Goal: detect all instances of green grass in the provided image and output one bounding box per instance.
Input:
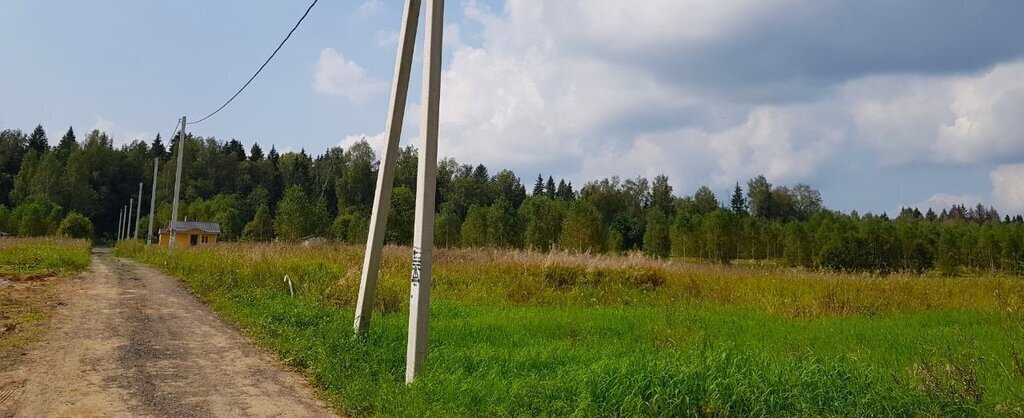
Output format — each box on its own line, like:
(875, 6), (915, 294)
(114, 241), (1024, 416)
(0, 237), (92, 278)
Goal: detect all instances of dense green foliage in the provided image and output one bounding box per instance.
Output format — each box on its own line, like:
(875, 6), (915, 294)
(2, 124), (1022, 274)
(114, 242), (1024, 416)
(0, 237), (91, 278)
(57, 211), (94, 239)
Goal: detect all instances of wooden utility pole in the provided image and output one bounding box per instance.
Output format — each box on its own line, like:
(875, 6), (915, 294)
(118, 207), (124, 241)
(353, 0), (422, 334)
(406, 0), (444, 384)
(135, 182), (143, 239)
(147, 158), (159, 244)
(170, 116), (186, 248)
(352, 0), (443, 384)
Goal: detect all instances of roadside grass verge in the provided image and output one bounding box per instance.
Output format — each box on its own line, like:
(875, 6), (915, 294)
(115, 241), (1024, 416)
(0, 237), (92, 279)
(1, 237), (92, 367)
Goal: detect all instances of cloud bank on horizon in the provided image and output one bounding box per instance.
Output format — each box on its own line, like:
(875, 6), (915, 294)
(320, 0), (1024, 214)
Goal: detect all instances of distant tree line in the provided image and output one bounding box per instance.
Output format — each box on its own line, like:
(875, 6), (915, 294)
(1, 124), (1022, 275)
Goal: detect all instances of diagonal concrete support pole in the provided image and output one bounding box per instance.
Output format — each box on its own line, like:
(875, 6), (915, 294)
(353, 0), (422, 334)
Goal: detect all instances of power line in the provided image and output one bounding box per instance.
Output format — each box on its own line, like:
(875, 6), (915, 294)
(165, 119), (180, 140)
(187, 0), (319, 125)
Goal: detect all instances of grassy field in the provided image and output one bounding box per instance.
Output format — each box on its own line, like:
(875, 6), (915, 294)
(114, 241), (1024, 416)
(0, 237), (92, 366)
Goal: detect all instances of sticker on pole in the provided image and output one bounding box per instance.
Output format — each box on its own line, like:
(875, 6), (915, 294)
(411, 246), (422, 284)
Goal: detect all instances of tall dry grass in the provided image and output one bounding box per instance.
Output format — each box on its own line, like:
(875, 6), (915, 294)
(115, 241), (1023, 318)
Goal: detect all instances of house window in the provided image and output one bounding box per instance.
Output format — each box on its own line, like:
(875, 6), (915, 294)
(201, 235), (209, 244)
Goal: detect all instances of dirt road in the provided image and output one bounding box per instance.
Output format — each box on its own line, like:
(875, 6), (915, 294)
(0, 251), (336, 417)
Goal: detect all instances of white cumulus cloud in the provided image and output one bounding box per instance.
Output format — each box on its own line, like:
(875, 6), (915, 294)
(312, 48), (384, 102)
(991, 164), (1024, 214)
(912, 193), (985, 213)
(91, 115), (113, 134)
(354, 0), (383, 20)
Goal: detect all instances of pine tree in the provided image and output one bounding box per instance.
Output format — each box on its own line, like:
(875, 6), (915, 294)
(533, 174), (544, 196)
(545, 176), (556, 199)
(730, 182), (748, 216)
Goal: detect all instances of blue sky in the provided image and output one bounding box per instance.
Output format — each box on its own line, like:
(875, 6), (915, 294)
(2, 1), (1023, 216)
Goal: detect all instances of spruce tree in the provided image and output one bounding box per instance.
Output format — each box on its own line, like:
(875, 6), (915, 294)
(55, 126), (78, 158)
(150, 133), (166, 159)
(268, 146), (280, 167)
(533, 174), (544, 196)
(250, 143), (264, 161)
(730, 182), (748, 216)
(27, 125), (48, 154)
(545, 176), (556, 199)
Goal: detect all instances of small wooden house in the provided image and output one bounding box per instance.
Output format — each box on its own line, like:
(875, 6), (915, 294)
(158, 221), (221, 248)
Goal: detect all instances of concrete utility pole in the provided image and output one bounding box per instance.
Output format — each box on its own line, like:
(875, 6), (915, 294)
(406, 0), (444, 384)
(135, 182), (143, 239)
(148, 158), (158, 244)
(353, 0), (423, 334)
(170, 116), (186, 248)
(121, 205), (127, 241)
(118, 207), (124, 241)
(127, 198), (133, 241)
(351, 0), (444, 384)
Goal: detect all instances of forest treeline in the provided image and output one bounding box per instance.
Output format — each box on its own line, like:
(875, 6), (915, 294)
(2, 125), (1023, 275)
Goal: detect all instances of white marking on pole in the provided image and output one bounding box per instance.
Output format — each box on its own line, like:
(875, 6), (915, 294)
(406, 0), (443, 384)
(353, 0), (422, 334)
